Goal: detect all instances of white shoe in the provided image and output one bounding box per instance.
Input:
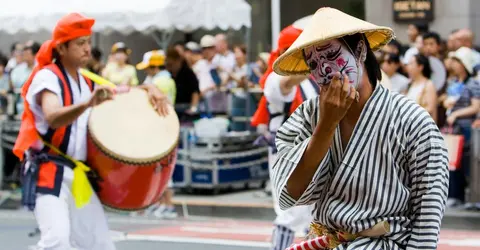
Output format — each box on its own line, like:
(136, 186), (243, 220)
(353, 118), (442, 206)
(145, 204), (162, 215)
(153, 206), (178, 219)
(163, 208), (178, 219)
(153, 206), (168, 218)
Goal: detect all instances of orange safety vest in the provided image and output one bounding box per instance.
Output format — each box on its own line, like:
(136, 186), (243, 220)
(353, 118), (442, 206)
(14, 63), (93, 196)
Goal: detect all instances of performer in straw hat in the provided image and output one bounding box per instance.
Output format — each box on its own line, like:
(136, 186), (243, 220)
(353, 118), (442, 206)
(13, 13), (170, 250)
(271, 7), (449, 249)
(252, 23), (320, 250)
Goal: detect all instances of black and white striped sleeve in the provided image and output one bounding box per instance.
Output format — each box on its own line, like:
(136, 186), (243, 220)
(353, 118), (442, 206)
(406, 120), (449, 250)
(272, 99), (332, 210)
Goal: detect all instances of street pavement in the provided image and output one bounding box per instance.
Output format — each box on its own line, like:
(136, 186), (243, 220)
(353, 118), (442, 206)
(1, 209), (480, 250)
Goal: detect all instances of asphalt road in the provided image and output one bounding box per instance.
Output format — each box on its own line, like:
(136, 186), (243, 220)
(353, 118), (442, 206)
(0, 210), (270, 250)
(1, 209), (480, 250)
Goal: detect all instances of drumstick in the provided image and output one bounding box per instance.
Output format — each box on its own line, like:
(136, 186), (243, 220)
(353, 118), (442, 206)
(80, 69), (130, 95)
(79, 68), (117, 88)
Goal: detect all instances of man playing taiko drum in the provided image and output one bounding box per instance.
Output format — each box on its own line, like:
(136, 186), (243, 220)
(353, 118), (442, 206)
(13, 13), (170, 250)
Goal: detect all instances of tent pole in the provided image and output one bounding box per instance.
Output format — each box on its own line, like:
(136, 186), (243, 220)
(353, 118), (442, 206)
(161, 30), (175, 50)
(151, 30), (175, 50)
(271, 0), (281, 50)
(151, 32), (164, 48)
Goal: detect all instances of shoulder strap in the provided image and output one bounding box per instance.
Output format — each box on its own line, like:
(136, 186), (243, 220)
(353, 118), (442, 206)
(282, 102), (293, 124)
(84, 76), (94, 92)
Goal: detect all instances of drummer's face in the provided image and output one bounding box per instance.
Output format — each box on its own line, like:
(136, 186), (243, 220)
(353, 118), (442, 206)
(304, 39), (365, 88)
(58, 36), (92, 67)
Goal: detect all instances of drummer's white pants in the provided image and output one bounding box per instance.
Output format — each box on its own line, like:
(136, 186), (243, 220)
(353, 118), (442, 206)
(268, 147), (312, 249)
(33, 168), (115, 250)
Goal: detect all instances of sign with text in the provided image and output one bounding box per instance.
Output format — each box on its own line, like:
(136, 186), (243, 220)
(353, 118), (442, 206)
(393, 0), (434, 23)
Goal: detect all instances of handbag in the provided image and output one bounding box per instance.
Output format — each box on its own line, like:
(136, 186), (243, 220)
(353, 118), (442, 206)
(441, 126), (465, 171)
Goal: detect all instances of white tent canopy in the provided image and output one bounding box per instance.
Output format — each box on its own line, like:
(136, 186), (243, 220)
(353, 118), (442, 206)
(0, 0), (251, 35)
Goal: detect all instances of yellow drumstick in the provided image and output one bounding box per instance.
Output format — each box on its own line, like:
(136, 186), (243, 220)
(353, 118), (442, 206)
(79, 68), (117, 89)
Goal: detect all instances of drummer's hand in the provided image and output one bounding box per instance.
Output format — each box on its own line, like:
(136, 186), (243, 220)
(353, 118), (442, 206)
(88, 86), (115, 107)
(139, 85), (170, 116)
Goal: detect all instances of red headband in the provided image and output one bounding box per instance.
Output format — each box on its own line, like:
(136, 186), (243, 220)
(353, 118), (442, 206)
(36, 13), (95, 67)
(259, 25), (302, 88)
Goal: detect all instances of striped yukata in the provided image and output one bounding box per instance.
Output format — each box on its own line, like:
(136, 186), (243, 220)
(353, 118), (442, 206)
(272, 84), (449, 249)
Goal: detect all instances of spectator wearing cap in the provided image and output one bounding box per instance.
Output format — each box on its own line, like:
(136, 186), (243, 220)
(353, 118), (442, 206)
(10, 40), (41, 114)
(381, 53), (409, 94)
(102, 42), (139, 86)
(444, 46), (480, 208)
(185, 41), (215, 97)
(165, 46), (200, 115)
(0, 53), (9, 112)
(136, 50), (176, 104)
(200, 35), (219, 73)
(200, 35), (228, 114)
(183, 42), (198, 67)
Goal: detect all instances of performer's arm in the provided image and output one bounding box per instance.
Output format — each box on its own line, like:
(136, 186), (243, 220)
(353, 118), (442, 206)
(137, 84), (170, 116)
(279, 75), (307, 96)
(272, 99), (334, 210)
(280, 74), (356, 202)
(40, 86), (114, 129)
(405, 121), (449, 250)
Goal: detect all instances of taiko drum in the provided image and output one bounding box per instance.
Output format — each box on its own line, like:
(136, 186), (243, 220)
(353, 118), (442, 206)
(86, 88), (179, 210)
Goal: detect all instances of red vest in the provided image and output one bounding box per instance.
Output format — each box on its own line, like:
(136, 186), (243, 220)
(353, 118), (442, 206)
(14, 63), (93, 196)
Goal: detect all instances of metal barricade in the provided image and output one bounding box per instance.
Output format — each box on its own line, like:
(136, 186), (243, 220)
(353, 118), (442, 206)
(469, 128), (480, 203)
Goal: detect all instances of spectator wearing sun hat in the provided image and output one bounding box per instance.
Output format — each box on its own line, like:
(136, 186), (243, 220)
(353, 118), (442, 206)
(136, 50), (176, 104)
(102, 42), (139, 86)
(444, 46), (480, 208)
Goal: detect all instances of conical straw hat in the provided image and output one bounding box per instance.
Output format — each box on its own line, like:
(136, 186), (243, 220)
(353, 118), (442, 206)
(273, 7), (395, 76)
(292, 14), (313, 30)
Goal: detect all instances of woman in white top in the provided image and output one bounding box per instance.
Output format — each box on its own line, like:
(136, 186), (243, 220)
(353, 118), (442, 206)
(228, 45), (248, 88)
(406, 54), (438, 122)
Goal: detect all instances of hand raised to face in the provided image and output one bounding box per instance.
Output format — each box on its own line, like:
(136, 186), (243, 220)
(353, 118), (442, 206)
(304, 39), (366, 89)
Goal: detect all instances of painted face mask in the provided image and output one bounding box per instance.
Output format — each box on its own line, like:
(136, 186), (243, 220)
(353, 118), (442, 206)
(304, 39), (365, 89)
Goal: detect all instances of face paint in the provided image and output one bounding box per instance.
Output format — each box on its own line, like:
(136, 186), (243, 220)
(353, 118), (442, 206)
(304, 39), (364, 89)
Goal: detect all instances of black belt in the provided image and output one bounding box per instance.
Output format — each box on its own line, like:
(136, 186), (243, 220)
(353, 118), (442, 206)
(21, 151), (101, 211)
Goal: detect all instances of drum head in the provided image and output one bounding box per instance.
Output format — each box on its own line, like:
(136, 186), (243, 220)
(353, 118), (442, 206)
(88, 88), (180, 164)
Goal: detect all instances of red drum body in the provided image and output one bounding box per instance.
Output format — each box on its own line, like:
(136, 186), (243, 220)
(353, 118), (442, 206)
(86, 88), (180, 210)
